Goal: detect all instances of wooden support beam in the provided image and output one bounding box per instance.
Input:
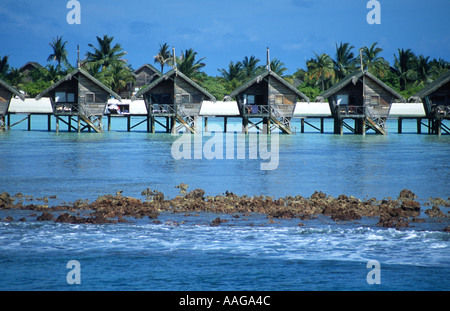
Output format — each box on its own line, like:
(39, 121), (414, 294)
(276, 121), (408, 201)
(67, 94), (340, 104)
(398, 118), (402, 134)
(48, 114), (52, 132)
(320, 118), (324, 133)
(27, 114), (31, 131)
(242, 117), (248, 134)
(224, 116), (227, 133)
(204, 117), (208, 132)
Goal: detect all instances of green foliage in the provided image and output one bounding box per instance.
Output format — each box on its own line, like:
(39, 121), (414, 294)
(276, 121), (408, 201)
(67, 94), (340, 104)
(200, 76), (228, 101)
(298, 83), (322, 102)
(22, 80), (52, 97)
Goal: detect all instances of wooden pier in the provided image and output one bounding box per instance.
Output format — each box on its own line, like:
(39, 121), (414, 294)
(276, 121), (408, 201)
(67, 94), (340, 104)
(316, 71), (405, 135)
(227, 69), (309, 135)
(3, 69), (450, 136)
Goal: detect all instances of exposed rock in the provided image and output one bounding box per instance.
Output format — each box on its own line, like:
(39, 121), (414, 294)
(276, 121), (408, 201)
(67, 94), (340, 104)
(425, 206), (446, 218)
(398, 189), (417, 200)
(37, 211), (54, 221)
(211, 217), (228, 226)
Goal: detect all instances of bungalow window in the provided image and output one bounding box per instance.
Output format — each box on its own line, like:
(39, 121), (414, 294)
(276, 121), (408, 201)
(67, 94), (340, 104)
(275, 95), (284, 105)
(55, 91), (76, 103)
(247, 95), (255, 105)
(370, 95), (380, 106)
(181, 94), (190, 104)
(85, 93), (95, 103)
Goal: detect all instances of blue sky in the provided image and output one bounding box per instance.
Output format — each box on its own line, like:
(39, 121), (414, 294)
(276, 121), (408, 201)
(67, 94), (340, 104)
(0, 0), (449, 76)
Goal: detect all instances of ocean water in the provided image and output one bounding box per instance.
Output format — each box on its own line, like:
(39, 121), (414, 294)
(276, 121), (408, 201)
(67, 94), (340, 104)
(0, 115), (449, 291)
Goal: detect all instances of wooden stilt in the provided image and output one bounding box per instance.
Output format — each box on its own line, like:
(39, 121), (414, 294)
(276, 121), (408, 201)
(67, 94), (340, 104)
(301, 118), (305, 133)
(417, 118), (421, 134)
(27, 114), (31, 131)
(320, 118), (324, 133)
(242, 117), (248, 134)
(398, 118), (403, 134)
(48, 114), (51, 131)
(56, 116), (60, 133)
(224, 116), (227, 133)
(204, 117), (208, 132)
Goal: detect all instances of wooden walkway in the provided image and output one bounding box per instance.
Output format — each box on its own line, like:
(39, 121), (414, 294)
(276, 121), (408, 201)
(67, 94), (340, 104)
(4, 97), (449, 135)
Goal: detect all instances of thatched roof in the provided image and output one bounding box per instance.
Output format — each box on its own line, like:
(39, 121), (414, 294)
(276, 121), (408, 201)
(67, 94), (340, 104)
(410, 70), (450, 102)
(134, 64), (162, 76)
(19, 62), (43, 72)
(227, 70), (310, 102)
(316, 71), (405, 102)
(35, 68), (121, 100)
(0, 78), (25, 100)
(134, 69), (216, 101)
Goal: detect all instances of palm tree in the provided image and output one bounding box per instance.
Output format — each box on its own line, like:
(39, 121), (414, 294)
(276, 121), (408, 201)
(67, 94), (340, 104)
(176, 48), (206, 80)
(270, 58), (288, 76)
(393, 48), (417, 91)
(218, 61), (243, 82)
(44, 65), (63, 83)
(0, 55), (10, 79)
(154, 43), (171, 73)
(360, 42), (389, 77)
(47, 36), (69, 71)
(239, 56), (263, 79)
(333, 42), (357, 81)
(7, 68), (23, 88)
(306, 53), (335, 91)
(414, 55), (436, 86)
(103, 63), (135, 94)
(85, 35), (127, 71)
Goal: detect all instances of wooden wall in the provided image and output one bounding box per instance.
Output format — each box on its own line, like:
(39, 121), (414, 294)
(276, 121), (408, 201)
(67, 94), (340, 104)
(78, 75), (109, 116)
(0, 86), (12, 115)
(363, 77), (393, 118)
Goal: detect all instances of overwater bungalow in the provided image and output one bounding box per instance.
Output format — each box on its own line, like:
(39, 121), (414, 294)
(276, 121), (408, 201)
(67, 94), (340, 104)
(227, 67), (309, 134)
(19, 62), (44, 83)
(0, 78), (25, 131)
(134, 68), (215, 133)
(410, 71), (450, 135)
(134, 64), (162, 89)
(316, 71), (405, 135)
(36, 68), (121, 133)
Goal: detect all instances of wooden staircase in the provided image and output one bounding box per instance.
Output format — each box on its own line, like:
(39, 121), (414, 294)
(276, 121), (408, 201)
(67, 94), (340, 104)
(79, 114), (103, 133)
(365, 107), (387, 135)
(365, 117), (387, 135)
(270, 106), (294, 134)
(79, 103), (103, 133)
(176, 106), (196, 133)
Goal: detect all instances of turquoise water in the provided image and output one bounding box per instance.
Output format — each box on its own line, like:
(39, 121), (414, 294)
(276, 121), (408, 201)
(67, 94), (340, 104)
(0, 115), (449, 291)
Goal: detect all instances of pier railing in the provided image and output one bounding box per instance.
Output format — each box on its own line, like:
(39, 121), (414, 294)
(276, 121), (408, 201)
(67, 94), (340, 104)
(337, 105), (365, 116)
(435, 105), (450, 116)
(150, 103), (176, 115)
(243, 104), (270, 116)
(54, 103), (78, 115)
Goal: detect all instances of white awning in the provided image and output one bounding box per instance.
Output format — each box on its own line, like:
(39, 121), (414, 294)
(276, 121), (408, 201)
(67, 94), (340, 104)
(8, 97), (53, 114)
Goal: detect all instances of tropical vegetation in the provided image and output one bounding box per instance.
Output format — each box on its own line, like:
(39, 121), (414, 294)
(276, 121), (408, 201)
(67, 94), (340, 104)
(0, 36), (448, 101)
